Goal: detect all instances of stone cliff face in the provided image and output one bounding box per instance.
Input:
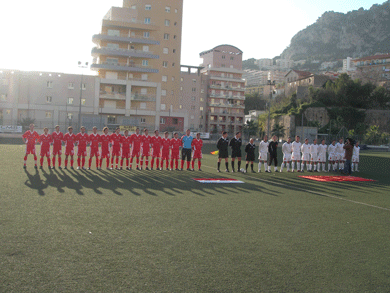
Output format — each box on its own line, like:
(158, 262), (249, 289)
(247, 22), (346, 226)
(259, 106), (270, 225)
(281, 1), (390, 61)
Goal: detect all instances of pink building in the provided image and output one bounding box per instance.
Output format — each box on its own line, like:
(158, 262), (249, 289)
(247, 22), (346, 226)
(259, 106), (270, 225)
(199, 45), (245, 134)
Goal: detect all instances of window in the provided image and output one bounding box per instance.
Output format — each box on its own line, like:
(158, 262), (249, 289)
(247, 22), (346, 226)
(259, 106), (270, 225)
(140, 103), (146, 110)
(191, 97), (196, 101)
(164, 33), (169, 40)
(0, 94), (6, 101)
(165, 6), (171, 12)
(180, 86), (183, 91)
(67, 98), (74, 104)
(230, 57), (234, 60)
(82, 83), (86, 90)
(142, 60), (149, 66)
(173, 49), (176, 53)
(163, 61), (168, 68)
(160, 117), (166, 124)
(201, 89), (204, 93)
(179, 105), (183, 109)
(46, 96), (52, 103)
(81, 99), (86, 105)
(174, 22), (177, 26)
(173, 35), (177, 39)
(175, 9), (178, 13)
(45, 112), (52, 118)
(67, 113), (73, 120)
(141, 88), (147, 95)
(172, 118), (178, 125)
(141, 74), (148, 81)
(161, 90), (167, 96)
(222, 55), (226, 59)
(163, 47), (169, 54)
(192, 88), (196, 92)
(68, 82), (74, 89)
(161, 104), (166, 110)
(200, 107), (204, 111)
(47, 81), (53, 88)
(162, 75), (167, 82)
(108, 29), (120, 36)
(165, 20), (170, 26)
(143, 46), (149, 52)
(191, 115), (194, 120)
(200, 98), (204, 102)
(144, 18), (151, 24)
(6, 109), (11, 115)
(172, 77), (175, 81)
(140, 117), (146, 123)
(107, 43), (119, 49)
(106, 58), (118, 65)
(143, 32), (150, 38)
(172, 63), (175, 67)
(131, 5), (136, 9)
(145, 4), (151, 10)
(107, 116), (116, 124)
(180, 77), (184, 82)
(132, 18), (137, 23)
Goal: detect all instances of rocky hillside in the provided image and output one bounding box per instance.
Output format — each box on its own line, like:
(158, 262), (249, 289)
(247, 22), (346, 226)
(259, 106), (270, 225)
(281, 1), (390, 61)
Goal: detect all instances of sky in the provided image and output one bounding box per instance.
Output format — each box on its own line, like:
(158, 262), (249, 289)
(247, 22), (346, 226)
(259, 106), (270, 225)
(0, 0), (384, 75)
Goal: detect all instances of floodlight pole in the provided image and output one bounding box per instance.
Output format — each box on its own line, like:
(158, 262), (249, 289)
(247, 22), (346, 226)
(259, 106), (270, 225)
(78, 61), (89, 130)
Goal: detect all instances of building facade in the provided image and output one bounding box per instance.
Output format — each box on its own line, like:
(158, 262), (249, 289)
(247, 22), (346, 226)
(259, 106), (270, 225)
(199, 45), (245, 135)
(352, 53), (390, 89)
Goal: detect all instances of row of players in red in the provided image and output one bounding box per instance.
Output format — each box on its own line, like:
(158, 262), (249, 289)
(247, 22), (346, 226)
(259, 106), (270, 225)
(22, 125), (204, 171)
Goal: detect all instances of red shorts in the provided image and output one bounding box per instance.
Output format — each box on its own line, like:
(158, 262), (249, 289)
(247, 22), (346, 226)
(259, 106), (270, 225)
(121, 148), (131, 159)
(161, 151), (170, 160)
(171, 151), (180, 160)
(25, 144), (36, 155)
(65, 147), (74, 156)
(152, 148), (161, 158)
(193, 151), (202, 159)
(101, 148), (110, 159)
(40, 147), (51, 157)
(52, 146), (62, 156)
(77, 146), (87, 157)
(112, 147), (121, 157)
(141, 147), (150, 157)
(89, 147), (99, 157)
(131, 148), (140, 157)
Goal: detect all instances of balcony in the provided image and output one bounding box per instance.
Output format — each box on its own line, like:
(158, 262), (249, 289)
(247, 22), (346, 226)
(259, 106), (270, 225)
(102, 19), (159, 32)
(209, 75), (245, 83)
(92, 34), (160, 45)
(209, 84), (245, 91)
(209, 103), (245, 109)
(91, 62), (159, 73)
(91, 47), (159, 59)
(99, 92), (126, 100)
(131, 94), (156, 102)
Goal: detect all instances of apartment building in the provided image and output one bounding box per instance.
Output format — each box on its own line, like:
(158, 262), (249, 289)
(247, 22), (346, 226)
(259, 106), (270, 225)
(91, 0), (187, 131)
(352, 53), (390, 89)
(200, 45), (245, 135)
(0, 69), (96, 131)
(243, 69), (268, 87)
(255, 58), (273, 70)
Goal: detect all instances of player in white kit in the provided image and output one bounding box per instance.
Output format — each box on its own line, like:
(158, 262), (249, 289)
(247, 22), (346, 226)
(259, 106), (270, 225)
(291, 136), (302, 172)
(352, 141), (360, 172)
(317, 139), (328, 172)
(300, 138), (311, 172)
(309, 139), (319, 172)
(327, 140), (337, 171)
(280, 137), (292, 172)
(336, 138), (345, 171)
(258, 135), (269, 172)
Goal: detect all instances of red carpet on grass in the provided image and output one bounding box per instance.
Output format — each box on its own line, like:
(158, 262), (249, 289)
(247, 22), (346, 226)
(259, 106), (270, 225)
(299, 175), (375, 182)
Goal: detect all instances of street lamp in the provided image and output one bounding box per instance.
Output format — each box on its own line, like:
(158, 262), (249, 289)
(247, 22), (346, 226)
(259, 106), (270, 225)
(78, 61), (89, 130)
(267, 80), (275, 137)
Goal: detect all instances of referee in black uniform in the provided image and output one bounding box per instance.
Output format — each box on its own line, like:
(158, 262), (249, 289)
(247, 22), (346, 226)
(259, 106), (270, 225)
(216, 131), (229, 172)
(229, 132), (242, 172)
(268, 135), (279, 172)
(245, 138), (256, 173)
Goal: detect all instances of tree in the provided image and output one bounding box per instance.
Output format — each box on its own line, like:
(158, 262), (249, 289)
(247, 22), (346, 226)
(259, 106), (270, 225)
(244, 119), (258, 139)
(271, 122), (285, 140)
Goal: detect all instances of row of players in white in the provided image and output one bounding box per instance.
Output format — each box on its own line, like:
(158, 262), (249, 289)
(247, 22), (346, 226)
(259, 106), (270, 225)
(257, 136), (360, 173)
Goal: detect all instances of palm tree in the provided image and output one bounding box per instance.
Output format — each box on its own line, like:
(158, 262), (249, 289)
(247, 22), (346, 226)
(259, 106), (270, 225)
(271, 122), (285, 140)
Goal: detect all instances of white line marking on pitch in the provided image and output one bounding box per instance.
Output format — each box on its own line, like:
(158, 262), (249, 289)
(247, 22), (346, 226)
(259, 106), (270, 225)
(202, 164), (390, 212)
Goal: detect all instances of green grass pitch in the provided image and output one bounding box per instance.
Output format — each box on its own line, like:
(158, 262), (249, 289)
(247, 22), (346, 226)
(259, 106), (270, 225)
(1, 144), (390, 292)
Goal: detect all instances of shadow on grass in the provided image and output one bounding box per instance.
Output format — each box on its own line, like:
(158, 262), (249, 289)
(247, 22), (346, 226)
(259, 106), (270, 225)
(23, 167), (279, 197)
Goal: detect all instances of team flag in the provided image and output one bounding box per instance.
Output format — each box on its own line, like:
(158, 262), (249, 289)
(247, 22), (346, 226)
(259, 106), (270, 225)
(193, 178), (244, 184)
(210, 150), (219, 155)
(299, 176), (375, 182)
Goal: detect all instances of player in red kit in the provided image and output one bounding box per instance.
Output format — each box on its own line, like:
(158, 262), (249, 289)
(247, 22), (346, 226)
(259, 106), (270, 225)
(140, 128), (152, 170)
(160, 132), (171, 170)
(130, 128), (142, 170)
(99, 127), (111, 170)
(150, 130), (162, 170)
(22, 124), (40, 169)
(121, 130), (132, 170)
(88, 126), (100, 169)
(110, 127), (122, 170)
(75, 126), (88, 170)
(51, 125), (63, 169)
(191, 133), (203, 171)
(63, 126), (76, 169)
(170, 132), (181, 170)
(39, 127), (52, 169)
